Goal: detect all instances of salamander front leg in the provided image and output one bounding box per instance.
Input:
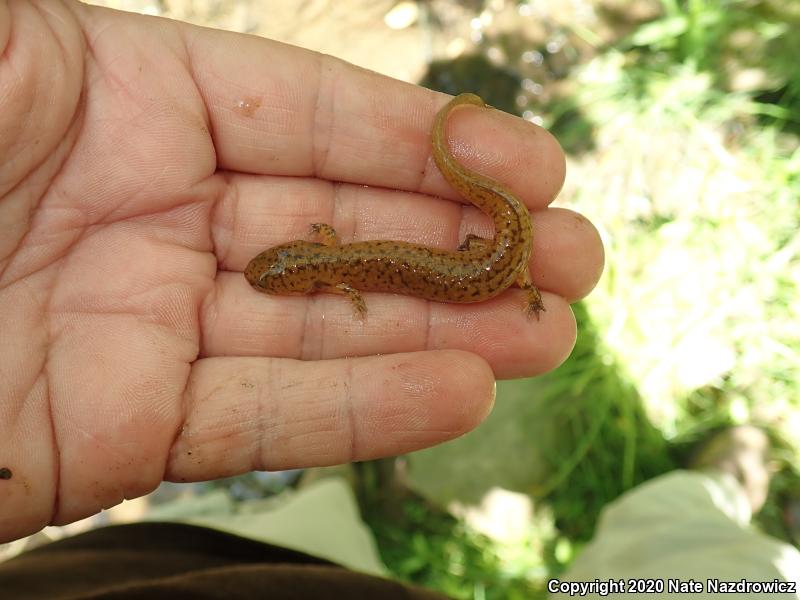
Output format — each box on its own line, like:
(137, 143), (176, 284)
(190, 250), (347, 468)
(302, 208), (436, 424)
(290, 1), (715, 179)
(516, 270), (545, 320)
(310, 223), (339, 246)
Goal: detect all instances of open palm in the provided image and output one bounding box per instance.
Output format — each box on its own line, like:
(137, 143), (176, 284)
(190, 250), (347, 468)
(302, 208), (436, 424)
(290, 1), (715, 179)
(0, 1), (603, 542)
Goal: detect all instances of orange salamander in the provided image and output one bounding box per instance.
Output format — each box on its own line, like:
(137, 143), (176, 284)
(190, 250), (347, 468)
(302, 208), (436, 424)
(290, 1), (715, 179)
(244, 93), (545, 318)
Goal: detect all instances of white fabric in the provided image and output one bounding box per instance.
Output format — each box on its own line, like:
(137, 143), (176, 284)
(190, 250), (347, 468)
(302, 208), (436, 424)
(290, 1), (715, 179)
(551, 470), (800, 598)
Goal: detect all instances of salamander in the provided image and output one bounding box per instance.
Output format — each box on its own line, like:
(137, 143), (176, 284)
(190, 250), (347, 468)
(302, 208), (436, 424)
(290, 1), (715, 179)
(244, 93), (544, 318)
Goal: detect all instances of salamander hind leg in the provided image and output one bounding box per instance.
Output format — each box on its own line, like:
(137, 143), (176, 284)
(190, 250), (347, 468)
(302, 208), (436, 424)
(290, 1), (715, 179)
(516, 270), (545, 320)
(310, 223), (339, 246)
(458, 234), (492, 252)
(332, 282), (368, 319)
(314, 282), (368, 319)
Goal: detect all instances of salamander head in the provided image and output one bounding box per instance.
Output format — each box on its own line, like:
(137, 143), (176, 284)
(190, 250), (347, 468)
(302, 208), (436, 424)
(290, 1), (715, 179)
(244, 241), (323, 294)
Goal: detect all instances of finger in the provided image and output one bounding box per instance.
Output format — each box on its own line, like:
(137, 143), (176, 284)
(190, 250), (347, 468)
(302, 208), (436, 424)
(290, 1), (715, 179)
(215, 174), (602, 302)
(184, 25), (565, 209)
(532, 207), (605, 302)
(212, 271), (576, 380)
(206, 271), (574, 380)
(166, 351), (495, 480)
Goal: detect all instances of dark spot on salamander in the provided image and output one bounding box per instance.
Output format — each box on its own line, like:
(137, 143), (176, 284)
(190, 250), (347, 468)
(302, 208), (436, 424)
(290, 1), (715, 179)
(0, 467), (12, 480)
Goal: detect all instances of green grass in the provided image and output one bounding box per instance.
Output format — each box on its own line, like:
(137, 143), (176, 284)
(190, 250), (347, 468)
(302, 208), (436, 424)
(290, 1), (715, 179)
(564, 55), (799, 434)
(361, 492), (549, 600)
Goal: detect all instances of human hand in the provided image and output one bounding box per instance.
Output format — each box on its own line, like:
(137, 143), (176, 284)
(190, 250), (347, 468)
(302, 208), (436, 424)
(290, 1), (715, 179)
(0, 1), (603, 542)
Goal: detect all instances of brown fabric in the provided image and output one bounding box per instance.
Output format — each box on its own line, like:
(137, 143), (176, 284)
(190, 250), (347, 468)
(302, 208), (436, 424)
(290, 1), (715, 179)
(0, 522), (450, 599)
